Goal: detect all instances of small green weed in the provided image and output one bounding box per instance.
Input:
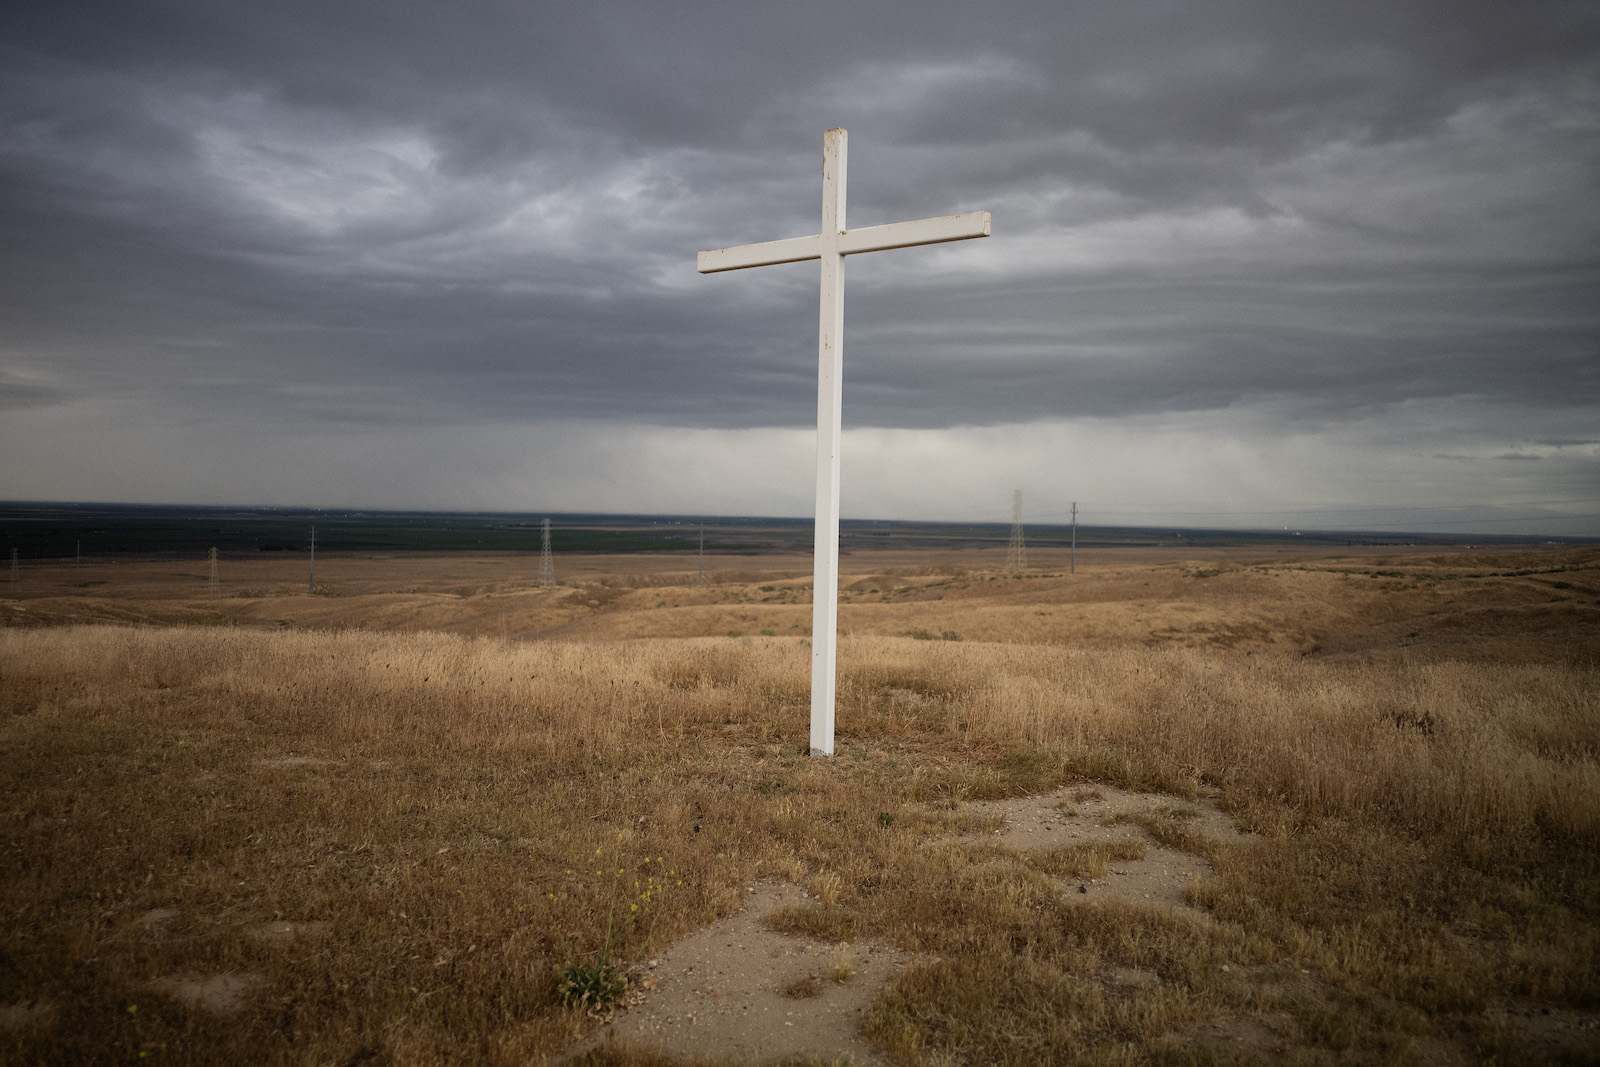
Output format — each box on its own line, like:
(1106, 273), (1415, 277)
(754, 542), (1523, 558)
(555, 838), (679, 1012)
(556, 959), (628, 1011)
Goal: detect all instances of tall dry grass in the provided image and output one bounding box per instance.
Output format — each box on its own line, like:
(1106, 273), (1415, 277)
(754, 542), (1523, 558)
(954, 645), (1600, 842)
(10, 625), (1596, 845)
(4, 623), (1598, 1064)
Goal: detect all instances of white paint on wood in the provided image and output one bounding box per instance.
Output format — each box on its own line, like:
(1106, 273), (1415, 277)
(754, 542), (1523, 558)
(697, 234), (823, 273)
(696, 212), (989, 272)
(698, 128), (989, 756)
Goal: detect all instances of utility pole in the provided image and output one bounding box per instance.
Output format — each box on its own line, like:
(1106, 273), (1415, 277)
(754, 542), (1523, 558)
(9, 548), (17, 593)
(1007, 490), (1027, 574)
(698, 522), (704, 586)
(308, 526), (316, 593)
(208, 547), (220, 598)
(1070, 502), (1077, 575)
(539, 518), (555, 587)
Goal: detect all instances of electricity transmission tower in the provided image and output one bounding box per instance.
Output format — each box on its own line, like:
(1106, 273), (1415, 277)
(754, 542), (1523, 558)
(1070, 502), (1078, 575)
(539, 518), (555, 587)
(1007, 491), (1027, 573)
(208, 547), (219, 598)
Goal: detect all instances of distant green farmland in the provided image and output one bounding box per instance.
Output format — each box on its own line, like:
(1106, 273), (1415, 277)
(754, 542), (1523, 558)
(0, 505), (738, 558)
(0, 502), (1524, 559)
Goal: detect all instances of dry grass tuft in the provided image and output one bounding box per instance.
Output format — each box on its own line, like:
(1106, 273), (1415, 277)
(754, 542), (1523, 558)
(782, 976), (822, 1000)
(826, 945), (856, 985)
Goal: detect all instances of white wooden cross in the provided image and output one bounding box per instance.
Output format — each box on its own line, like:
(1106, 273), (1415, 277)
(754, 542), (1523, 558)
(698, 128), (990, 757)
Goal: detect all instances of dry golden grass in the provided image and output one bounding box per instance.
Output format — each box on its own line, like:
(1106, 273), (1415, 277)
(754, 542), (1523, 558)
(1, 545), (1598, 1064)
(8, 543), (1596, 665)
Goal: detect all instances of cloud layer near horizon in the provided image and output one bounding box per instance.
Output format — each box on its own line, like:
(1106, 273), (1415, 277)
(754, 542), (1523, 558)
(2, 1), (1597, 533)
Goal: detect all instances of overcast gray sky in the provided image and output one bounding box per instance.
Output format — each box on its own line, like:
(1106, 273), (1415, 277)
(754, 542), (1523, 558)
(2, 0), (1597, 534)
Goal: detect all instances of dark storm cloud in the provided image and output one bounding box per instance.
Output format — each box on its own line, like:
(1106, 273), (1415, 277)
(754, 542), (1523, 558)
(1, 0), (1597, 446)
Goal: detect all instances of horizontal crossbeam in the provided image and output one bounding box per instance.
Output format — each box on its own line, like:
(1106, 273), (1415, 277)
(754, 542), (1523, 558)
(841, 211), (991, 256)
(697, 210), (990, 273)
(697, 233), (821, 273)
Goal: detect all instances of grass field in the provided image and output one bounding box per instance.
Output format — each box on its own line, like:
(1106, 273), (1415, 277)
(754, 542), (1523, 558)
(2, 543), (1597, 1064)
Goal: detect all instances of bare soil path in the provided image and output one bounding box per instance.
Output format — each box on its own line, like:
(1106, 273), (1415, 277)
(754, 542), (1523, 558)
(954, 781), (1242, 911)
(568, 782), (1244, 1065)
(570, 881), (915, 1066)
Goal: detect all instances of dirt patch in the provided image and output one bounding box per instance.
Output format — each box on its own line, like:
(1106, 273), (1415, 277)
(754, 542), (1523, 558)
(572, 786), (1243, 1063)
(133, 907), (179, 931)
(258, 755), (334, 768)
(1484, 999), (1600, 1060)
(0, 1000), (56, 1031)
(1159, 1011), (1301, 1060)
(570, 880), (916, 1066)
(151, 973), (262, 1015)
(1108, 965), (1161, 989)
(950, 782), (1243, 912)
(248, 920), (331, 944)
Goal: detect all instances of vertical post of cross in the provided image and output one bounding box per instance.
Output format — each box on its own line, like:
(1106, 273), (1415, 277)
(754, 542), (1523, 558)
(810, 128), (847, 757)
